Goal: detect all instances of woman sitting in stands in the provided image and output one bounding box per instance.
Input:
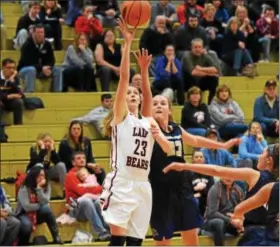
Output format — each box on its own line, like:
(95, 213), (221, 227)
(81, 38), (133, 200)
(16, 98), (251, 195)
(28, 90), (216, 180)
(39, 0), (64, 50)
(62, 33), (97, 92)
(16, 165), (62, 246)
(58, 120), (106, 184)
(95, 29), (135, 91)
(27, 133), (67, 187)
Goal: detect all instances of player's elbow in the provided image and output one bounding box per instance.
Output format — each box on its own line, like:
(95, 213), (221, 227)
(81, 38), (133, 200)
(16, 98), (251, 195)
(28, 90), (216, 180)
(162, 141), (173, 154)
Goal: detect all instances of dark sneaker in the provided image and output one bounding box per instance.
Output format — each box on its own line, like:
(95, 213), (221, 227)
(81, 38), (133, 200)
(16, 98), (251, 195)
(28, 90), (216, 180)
(99, 232), (111, 241)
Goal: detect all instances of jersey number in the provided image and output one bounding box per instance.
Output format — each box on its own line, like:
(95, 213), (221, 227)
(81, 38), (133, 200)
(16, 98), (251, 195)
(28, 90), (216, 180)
(134, 139), (147, 157)
(168, 140), (182, 157)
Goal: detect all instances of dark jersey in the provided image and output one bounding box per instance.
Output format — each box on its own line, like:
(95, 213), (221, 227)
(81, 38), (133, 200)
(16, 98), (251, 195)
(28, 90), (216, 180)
(266, 182), (279, 241)
(149, 122), (192, 189)
(245, 170), (275, 225)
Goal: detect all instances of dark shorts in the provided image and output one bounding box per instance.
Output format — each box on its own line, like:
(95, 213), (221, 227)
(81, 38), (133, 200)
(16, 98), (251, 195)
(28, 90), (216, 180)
(150, 186), (203, 241)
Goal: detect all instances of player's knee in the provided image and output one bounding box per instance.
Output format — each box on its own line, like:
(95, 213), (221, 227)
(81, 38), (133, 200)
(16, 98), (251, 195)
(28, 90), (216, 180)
(126, 236), (143, 246)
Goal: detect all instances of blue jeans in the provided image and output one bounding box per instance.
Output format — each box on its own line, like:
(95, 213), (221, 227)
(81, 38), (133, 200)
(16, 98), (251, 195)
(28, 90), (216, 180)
(258, 37), (271, 60)
(186, 128), (207, 137)
(261, 122), (278, 138)
(18, 204), (59, 246)
(69, 197), (108, 237)
(219, 123), (248, 140)
(95, 14), (117, 28)
(19, 66), (63, 92)
(233, 48), (253, 72)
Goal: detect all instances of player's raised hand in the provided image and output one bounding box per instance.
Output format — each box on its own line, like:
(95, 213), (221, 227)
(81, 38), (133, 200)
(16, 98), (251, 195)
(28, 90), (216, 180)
(163, 162), (186, 173)
(223, 138), (242, 150)
(133, 48), (152, 71)
(150, 123), (160, 139)
(117, 17), (135, 43)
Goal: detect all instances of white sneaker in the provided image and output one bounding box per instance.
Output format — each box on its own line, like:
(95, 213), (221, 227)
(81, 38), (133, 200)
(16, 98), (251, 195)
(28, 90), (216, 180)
(161, 88), (174, 102)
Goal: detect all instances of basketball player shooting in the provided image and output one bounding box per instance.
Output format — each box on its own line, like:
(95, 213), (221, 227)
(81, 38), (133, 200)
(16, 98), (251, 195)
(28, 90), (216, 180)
(100, 18), (171, 247)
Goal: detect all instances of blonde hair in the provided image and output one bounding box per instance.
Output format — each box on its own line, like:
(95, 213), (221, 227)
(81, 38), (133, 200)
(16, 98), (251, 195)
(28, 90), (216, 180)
(103, 109), (114, 138)
(36, 132), (52, 162)
(204, 3), (216, 14)
(43, 0), (59, 10)
(77, 167), (90, 178)
(245, 121), (263, 137)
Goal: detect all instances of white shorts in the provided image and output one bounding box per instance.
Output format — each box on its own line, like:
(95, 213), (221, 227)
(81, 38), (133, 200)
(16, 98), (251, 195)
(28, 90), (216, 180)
(100, 172), (152, 239)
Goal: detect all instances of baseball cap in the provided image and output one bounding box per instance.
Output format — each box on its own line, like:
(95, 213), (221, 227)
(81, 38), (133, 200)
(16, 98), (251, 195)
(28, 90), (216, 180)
(205, 125), (218, 137)
(265, 80), (277, 88)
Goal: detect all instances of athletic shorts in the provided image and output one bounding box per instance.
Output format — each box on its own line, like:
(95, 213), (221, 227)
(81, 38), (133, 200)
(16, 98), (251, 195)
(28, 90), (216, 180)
(101, 172), (152, 239)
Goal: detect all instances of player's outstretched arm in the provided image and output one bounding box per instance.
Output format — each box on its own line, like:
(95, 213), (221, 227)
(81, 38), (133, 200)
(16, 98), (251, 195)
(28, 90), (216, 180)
(180, 127), (241, 150)
(232, 182), (275, 220)
(112, 18), (135, 125)
(163, 163), (260, 190)
(134, 49), (153, 117)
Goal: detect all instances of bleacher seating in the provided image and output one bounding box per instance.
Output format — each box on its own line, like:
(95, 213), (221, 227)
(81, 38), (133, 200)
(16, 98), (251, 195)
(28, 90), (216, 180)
(0, 1), (278, 245)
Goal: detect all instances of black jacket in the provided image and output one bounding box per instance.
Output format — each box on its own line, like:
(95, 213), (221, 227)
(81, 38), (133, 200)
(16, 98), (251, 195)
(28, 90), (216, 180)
(39, 6), (62, 24)
(58, 137), (96, 172)
(17, 37), (55, 72)
(15, 13), (41, 35)
(139, 26), (174, 56)
(92, 0), (120, 17)
(0, 75), (23, 101)
(181, 102), (211, 129)
(222, 29), (245, 55)
(27, 145), (60, 170)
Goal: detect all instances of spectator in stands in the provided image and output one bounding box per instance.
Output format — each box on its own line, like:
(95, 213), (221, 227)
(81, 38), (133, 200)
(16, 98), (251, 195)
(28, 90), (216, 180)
(0, 186), (21, 246)
(201, 3), (224, 57)
(14, 1), (41, 50)
(238, 121), (267, 169)
(75, 5), (104, 51)
(201, 127), (236, 167)
(0, 58), (24, 125)
(95, 29), (135, 91)
(235, 5), (260, 62)
(153, 44), (184, 105)
(204, 178), (244, 246)
(150, 0), (178, 30)
(210, 0), (229, 25)
(130, 73), (142, 90)
(182, 38), (219, 104)
(0, 12), (7, 50)
(18, 24), (63, 92)
(177, 0), (204, 25)
(65, 0), (84, 27)
(191, 150), (214, 216)
(256, 6), (279, 62)
(65, 152), (111, 241)
(21, 0), (40, 14)
(16, 165), (63, 245)
(62, 33), (96, 92)
(221, 17), (255, 76)
(209, 84), (248, 140)
(253, 80), (279, 138)
(181, 86), (211, 136)
(72, 94), (113, 138)
(139, 15), (174, 77)
(93, 0), (120, 28)
(58, 120), (106, 184)
(39, 0), (64, 50)
(27, 133), (67, 187)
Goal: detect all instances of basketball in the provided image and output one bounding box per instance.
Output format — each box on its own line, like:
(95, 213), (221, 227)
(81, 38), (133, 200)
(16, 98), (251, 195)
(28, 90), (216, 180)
(121, 0), (151, 27)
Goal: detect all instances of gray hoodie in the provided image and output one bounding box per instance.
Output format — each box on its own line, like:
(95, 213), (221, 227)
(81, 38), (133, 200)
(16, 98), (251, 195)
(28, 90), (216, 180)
(62, 45), (93, 68)
(209, 98), (245, 129)
(15, 184), (51, 215)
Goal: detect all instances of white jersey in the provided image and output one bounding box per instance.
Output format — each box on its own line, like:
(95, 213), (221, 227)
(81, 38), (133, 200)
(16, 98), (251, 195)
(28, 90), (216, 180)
(110, 113), (155, 181)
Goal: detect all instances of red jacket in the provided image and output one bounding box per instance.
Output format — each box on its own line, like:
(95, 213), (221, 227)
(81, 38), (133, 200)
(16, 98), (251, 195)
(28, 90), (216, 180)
(177, 3), (204, 25)
(75, 16), (104, 36)
(65, 168), (103, 204)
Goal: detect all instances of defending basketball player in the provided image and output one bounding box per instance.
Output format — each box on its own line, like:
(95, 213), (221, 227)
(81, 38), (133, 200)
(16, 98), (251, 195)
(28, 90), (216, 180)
(101, 18), (171, 247)
(148, 95), (242, 246)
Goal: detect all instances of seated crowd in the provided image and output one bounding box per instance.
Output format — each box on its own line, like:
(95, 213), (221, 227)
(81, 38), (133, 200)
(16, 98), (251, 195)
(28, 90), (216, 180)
(0, 0), (279, 246)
